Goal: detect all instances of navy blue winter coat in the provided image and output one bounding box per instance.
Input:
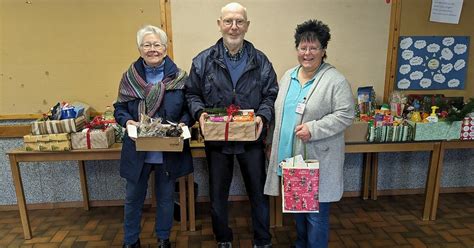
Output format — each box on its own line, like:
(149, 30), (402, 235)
(114, 57), (194, 183)
(185, 39), (278, 146)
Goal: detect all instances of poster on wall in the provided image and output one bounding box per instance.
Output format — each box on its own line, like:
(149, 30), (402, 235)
(396, 36), (469, 90)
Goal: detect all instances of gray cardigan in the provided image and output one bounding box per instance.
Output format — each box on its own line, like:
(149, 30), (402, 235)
(264, 63), (355, 202)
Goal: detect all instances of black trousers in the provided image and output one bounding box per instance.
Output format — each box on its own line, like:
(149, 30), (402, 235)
(205, 142), (271, 245)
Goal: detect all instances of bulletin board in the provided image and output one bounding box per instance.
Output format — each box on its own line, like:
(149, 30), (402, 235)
(396, 36), (469, 90)
(387, 0), (474, 100)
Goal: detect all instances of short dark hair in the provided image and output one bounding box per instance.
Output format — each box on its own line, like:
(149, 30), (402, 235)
(294, 19), (331, 60)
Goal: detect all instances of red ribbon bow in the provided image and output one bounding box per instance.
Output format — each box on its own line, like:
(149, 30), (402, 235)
(226, 104), (240, 116)
(224, 104), (240, 141)
(84, 116), (115, 149)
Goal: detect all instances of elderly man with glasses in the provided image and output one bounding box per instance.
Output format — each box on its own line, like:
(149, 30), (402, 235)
(185, 2), (278, 248)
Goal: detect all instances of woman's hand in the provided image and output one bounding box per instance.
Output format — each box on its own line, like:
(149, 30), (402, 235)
(126, 120), (139, 141)
(295, 123), (311, 143)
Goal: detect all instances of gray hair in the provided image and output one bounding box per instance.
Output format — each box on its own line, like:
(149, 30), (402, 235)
(136, 25), (168, 48)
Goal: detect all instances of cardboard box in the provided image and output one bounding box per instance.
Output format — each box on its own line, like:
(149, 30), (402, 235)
(344, 122), (368, 143)
(32, 115), (86, 135)
(135, 136), (184, 152)
(203, 121), (257, 141)
(71, 127), (115, 149)
(408, 120), (462, 141)
(23, 133), (71, 151)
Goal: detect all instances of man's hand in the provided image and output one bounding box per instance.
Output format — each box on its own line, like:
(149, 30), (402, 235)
(256, 116), (264, 139)
(126, 120), (139, 141)
(295, 123), (311, 143)
(199, 112), (208, 137)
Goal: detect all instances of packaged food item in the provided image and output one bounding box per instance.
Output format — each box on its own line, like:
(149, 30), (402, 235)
(356, 86), (376, 118)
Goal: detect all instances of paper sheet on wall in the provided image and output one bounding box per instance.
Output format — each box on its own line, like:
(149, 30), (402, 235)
(429, 0), (463, 24)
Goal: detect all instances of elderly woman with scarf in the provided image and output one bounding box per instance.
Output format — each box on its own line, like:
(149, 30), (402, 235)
(114, 25), (193, 248)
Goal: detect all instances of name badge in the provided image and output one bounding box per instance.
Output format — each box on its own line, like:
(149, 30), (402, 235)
(296, 102), (306, 114)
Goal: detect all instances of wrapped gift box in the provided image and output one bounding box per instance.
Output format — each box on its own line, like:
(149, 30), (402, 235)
(369, 125), (413, 142)
(344, 121), (368, 143)
(71, 127), (115, 149)
(32, 115), (86, 135)
(460, 117), (474, 140)
(203, 121), (257, 141)
(136, 136), (183, 151)
(408, 120), (462, 141)
(23, 133), (71, 151)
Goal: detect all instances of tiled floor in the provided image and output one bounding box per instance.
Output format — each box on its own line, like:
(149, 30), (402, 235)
(0, 193), (473, 247)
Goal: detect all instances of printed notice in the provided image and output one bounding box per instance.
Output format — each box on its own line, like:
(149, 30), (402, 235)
(430, 0), (463, 24)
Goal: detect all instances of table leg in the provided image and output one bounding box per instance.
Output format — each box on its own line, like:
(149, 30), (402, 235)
(269, 196), (275, 227)
(362, 153), (372, 200)
(371, 153), (379, 200)
(187, 174), (196, 231)
(275, 195), (283, 227)
(423, 142), (441, 221)
(178, 176), (187, 231)
(78, 161), (90, 211)
(9, 155), (32, 239)
(430, 142), (445, 220)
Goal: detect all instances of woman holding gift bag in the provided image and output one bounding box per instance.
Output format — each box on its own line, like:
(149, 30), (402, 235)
(114, 25), (193, 248)
(264, 20), (355, 248)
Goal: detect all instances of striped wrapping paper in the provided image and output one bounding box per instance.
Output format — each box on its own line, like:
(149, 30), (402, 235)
(31, 116), (86, 135)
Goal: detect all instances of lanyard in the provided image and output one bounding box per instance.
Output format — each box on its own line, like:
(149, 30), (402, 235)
(300, 63), (333, 105)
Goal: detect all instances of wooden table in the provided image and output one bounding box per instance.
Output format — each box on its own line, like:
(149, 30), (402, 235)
(7, 144), (197, 239)
(271, 141), (442, 226)
(430, 140), (474, 220)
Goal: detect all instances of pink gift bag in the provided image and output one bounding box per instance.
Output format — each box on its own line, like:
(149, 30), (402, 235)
(281, 159), (320, 213)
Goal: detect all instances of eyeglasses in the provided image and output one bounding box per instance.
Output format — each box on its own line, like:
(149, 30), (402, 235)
(141, 42), (165, 51)
(222, 18), (247, 27)
(297, 46), (323, 54)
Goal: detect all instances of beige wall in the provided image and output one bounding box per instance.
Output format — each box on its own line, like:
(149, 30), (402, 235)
(0, 0), (161, 114)
(172, 0), (391, 102)
(2, 1), (472, 115)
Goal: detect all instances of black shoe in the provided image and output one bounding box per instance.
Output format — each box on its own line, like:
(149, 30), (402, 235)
(253, 244), (272, 248)
(217, 241), (232, 248)
(158, 238), (171, 248)
(123, 239), (141, 248)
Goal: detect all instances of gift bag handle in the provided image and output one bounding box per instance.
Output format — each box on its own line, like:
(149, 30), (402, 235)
(292, 117), (308, 160)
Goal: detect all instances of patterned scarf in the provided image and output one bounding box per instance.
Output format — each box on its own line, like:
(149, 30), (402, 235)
(117, 61), (187, 119)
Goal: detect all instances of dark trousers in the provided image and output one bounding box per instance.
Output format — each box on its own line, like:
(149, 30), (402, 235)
(205, 143), (271, 245)
(123, 163), (175, 245)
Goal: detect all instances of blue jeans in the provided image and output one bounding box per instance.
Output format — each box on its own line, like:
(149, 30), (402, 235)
(294, 202), (331, 248)
(123, 163), (175, 245)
